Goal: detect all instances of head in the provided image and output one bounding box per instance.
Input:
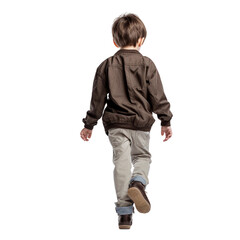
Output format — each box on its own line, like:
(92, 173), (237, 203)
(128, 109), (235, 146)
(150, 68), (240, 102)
(112, 13), (147, 50)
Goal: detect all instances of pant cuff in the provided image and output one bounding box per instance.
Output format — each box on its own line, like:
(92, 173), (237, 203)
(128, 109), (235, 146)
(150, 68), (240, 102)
(115, 205), (134, 215)
(130, 175), (147, 186)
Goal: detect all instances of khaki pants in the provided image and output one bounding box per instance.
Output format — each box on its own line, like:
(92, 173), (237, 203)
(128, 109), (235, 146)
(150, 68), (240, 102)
(108, 128), (152, 215)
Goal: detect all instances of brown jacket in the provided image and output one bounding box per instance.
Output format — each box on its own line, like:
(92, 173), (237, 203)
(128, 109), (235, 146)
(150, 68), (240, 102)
(82, 48), (173, 136)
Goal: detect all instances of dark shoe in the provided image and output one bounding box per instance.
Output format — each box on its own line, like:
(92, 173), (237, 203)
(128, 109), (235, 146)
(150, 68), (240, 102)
(118, 214), (133, 229)
(128, 181), (151, 213)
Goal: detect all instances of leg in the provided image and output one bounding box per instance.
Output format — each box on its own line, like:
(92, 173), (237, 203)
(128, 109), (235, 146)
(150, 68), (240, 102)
(127, 130), (152, 213)
(108, 128), (134, 215)
(130, 130), (151, 186)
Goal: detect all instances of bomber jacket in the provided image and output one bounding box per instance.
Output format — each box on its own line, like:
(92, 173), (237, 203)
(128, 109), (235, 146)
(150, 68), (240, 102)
(82, 48), (173, 136)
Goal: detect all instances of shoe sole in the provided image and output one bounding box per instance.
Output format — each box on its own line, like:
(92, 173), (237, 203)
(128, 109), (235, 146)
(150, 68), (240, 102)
(128, 187), (151, 213)
(119, 225), (131, 229)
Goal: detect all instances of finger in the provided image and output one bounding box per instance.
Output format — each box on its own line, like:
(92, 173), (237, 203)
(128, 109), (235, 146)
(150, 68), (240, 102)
(163, 136), (168, 142)
(81, 134), (85, 141)
(163, 134), (167, 142)
(82, 133), (88, 141)
(167, 130), (172, 138)
(88, 132), (92, 139)
(80, 132), (84, 140)
(163, 137), (169, 142)
(85, 133), (89, 141)
(163, 133), (172, 142)
(163, 133), (169, 142)
(80, 131), (86, 141)
(161, 129), (164, 136)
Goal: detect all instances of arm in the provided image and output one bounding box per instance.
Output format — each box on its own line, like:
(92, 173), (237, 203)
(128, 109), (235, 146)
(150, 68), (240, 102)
(82, 68), (108, 130)
(147, 60), (173, 126)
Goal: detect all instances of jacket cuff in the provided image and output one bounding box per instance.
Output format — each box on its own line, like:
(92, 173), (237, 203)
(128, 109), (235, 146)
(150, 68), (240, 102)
(84, 124), (94, 130)
(161, 120), (171, 127)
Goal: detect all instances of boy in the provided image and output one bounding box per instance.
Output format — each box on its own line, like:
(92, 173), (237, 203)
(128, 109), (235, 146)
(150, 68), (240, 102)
(80, 13), (173, 229)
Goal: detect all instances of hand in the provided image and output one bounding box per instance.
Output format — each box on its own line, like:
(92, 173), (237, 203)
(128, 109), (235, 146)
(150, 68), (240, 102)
(161, 126), (172, 142)
(80, 128), (92, 141)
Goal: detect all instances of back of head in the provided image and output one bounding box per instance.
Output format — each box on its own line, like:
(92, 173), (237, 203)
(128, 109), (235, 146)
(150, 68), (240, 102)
(112, 13), (147, 48)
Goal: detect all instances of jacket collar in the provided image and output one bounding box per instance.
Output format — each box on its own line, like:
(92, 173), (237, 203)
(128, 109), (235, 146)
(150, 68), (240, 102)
(114, 48), (142, 56)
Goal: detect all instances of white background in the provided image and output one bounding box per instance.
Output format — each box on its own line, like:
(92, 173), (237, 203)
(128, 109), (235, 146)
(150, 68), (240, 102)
(0, 0), (240, 239)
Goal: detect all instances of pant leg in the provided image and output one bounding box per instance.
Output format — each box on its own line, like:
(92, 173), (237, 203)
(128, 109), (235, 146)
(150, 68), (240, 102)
(130, 130), (152, 186)
(108, 128), (134, 215)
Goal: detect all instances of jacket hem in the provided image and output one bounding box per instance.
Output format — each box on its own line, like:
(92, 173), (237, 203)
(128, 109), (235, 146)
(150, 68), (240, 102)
(104, 122), (153, 136)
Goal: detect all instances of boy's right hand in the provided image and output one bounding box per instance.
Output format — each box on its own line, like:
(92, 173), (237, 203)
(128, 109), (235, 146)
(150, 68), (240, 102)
(161, 126), (172, 142)
(80, 128), (92, 141)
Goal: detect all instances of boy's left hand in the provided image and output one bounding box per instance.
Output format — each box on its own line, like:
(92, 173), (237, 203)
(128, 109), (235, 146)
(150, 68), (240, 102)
(80, 128), (92, 141)
(161, 126), (172, 142)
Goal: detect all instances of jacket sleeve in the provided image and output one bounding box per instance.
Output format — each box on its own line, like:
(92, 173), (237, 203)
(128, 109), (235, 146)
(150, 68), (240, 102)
(147, 60), (173, 126)
(82, 67), (108, 130)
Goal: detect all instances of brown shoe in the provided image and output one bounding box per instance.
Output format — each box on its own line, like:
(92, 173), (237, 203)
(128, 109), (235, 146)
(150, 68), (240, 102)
(118, 214), (133, 229)
(128, 181), (151, 213)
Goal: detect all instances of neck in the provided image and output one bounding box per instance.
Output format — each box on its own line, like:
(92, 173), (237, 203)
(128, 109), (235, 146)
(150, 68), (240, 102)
(121, 46), (140, 51)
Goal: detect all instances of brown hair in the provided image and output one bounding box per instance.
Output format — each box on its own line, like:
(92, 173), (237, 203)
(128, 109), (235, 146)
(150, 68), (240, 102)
(112, 13), (147, 48)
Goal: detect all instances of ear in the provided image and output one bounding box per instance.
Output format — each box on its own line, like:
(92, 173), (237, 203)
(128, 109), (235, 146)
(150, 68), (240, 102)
(113, 40), (119, 48)
(138, 37), (145, 47)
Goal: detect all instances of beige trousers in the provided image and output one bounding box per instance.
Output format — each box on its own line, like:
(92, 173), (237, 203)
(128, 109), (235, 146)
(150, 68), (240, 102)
(108, 128), (152, 211)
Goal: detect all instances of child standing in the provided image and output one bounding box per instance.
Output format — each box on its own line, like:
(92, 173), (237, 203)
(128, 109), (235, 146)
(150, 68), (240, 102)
(80, 13), (173, 229)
